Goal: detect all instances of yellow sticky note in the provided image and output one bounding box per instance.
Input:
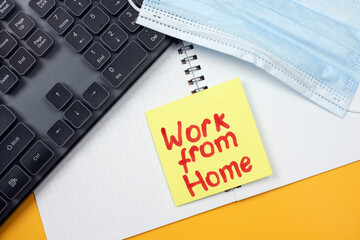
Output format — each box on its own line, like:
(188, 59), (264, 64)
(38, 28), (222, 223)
(146, 78), (272, 206)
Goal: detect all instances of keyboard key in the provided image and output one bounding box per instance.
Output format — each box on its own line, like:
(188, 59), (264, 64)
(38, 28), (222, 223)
(102, 41), (147, 88)
(0, 123), (35, 175)
(0, 105), (16, 137)
(136, 0), (143, 6)
(64, 0), (91, 17)
(137, 28), (165, 51)
(47, 119), (74, 146)
(65, 24), (92, 52)
(0, 166), (30, 199)
(46, 83), (73, 110)
(8, 47), (36, 75)
(29, 0), (56, 18)
(101, 23), (128, 52)
(83, 42), (110, 70)
(100, 0), (126, 15)
(20, 141), (54, 175)
(26, 29), (54, 57)
(64, 100), (91, 128)
(118, 6), (140, 33)
(47, 7), (74, 35)
(82, 6), (110, 34)
(82, 82), (109, 109)
(0, 30), (17, 57)
(0, 0), (15, 20)
(0, 197), (7, 213)
(8, 12), (36, 39)
(0, 66), (18, 93)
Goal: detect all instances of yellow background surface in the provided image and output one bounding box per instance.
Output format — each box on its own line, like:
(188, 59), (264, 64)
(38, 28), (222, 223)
(146, 79), (272, 205)
(1, 160), (359, 240)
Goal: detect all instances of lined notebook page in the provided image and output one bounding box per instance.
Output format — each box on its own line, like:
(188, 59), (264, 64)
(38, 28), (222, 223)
(35, 43), (235, 240)
(190, 44), (360, 202)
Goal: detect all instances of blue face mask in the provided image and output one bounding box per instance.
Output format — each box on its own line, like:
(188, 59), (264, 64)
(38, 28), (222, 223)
(138, 0), (360, 117)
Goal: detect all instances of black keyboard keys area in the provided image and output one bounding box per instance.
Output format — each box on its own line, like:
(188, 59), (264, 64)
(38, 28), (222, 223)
(46, 83), (73, 110)
(118, 6), (139, 33)
(102, 41), (147, 88)
(0, 105), (16, 136)
(0, 0), (173, 225)
(100, 0), (127, 15)
(47, 7), (74, 35)
(65, 24), (92, 52)
(0, 166), (30, 199)
(101, 23), (128, 52)
(0, 123), (35, 175)
(0, 66), (18, 93)
(64, 100), (91, 128)
(137, 28), (165, 51)
(0, 30), (17, 57)
(8, 12), (35, 39)
(8, 47), (36, 75)
(83, 6), (110, 34)
(83, 42), (110, 70)
(64, 0), (91, 17)
(29, 0), (56, 18)
(82, 82), (109, 109)
(27, 29), (54, 56)
(20, 141), (54, 175)
(47, 119), (74, 146)
(0, 0), (15, 20)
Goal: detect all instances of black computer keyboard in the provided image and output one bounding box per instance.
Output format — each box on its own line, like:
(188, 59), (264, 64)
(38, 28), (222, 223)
(0, 0), (173, 224)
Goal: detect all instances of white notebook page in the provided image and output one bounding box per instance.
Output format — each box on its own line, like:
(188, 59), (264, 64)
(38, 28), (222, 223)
(35, 43), (236, 240)
(36, 41), (360, 240)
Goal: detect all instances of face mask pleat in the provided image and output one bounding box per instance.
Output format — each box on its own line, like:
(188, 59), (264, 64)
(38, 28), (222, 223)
(202, 1), (360, 102)
(294, 0), (360, 30)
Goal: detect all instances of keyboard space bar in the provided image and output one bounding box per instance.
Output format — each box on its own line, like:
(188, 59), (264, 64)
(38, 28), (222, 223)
(101, 41), (147, 88)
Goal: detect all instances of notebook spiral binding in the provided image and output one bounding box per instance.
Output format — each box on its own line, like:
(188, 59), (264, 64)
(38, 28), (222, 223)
(178, 43), (208, 94)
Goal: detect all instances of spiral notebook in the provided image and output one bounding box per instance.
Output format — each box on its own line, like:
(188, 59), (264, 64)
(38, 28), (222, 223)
(35, 41), (360, 240)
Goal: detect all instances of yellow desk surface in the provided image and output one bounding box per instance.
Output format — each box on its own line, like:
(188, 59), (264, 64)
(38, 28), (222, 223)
(1, 161), (359, 240)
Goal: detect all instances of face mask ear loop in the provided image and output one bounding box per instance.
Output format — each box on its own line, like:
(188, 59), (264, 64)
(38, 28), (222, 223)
(347, 107), (360, 114)
(128, 0), (141, 12)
